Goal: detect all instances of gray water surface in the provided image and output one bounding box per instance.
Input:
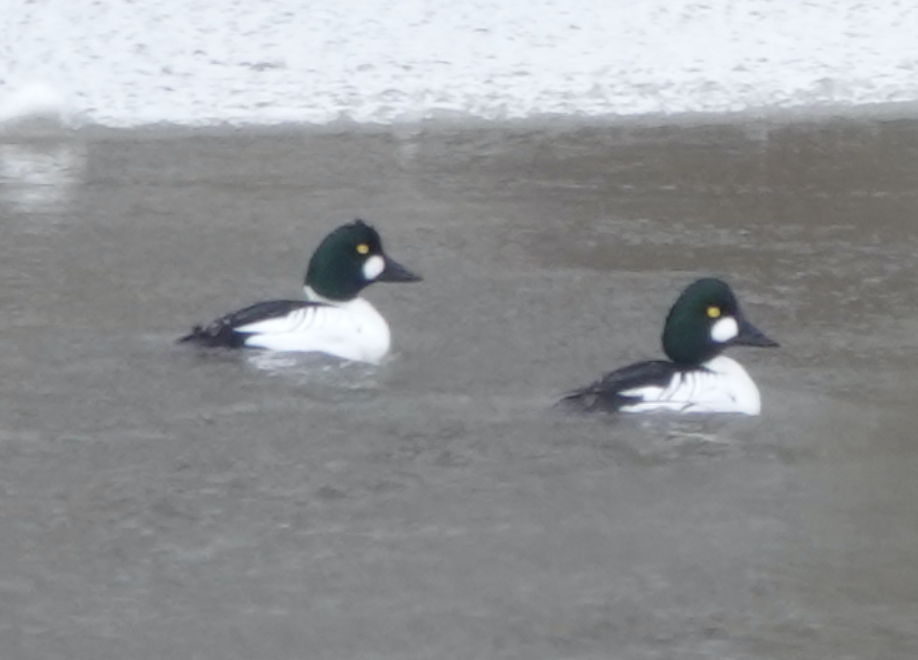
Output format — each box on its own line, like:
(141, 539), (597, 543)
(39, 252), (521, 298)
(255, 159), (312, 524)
(1, 118), (918, 659)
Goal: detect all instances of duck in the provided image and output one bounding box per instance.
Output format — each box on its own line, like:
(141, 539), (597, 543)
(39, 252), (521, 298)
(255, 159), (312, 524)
(179, 219), (421, 364)
(557, 278), (778, 415)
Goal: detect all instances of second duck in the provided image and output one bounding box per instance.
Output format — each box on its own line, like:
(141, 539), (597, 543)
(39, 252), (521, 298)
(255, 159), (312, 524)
(558, 278), (778, 415)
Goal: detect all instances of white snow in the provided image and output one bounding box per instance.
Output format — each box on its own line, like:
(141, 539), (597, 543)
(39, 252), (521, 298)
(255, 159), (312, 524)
(1, 0), (917, 128)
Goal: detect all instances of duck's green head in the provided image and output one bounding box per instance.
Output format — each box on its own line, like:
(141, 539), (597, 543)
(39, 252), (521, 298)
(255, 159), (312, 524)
(305, 219), (421, 301)
(662, 278), (778, 365)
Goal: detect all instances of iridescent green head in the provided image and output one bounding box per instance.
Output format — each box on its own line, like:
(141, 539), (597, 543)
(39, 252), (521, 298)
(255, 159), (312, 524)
(305, 219), (421, 301)
(662, 278), (778, 365)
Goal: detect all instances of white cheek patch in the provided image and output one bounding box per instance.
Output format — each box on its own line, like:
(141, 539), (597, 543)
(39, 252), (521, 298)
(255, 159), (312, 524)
(362, 255), (385, 281)
(711, 316), (739, 343)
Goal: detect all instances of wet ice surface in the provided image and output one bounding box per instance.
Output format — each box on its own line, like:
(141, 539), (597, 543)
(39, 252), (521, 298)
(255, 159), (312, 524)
(1, 118), (918, 658)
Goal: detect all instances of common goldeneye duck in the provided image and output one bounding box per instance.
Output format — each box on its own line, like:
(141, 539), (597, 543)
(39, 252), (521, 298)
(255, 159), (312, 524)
(558, 278), (779, 415)
(179, 219), (421, 364)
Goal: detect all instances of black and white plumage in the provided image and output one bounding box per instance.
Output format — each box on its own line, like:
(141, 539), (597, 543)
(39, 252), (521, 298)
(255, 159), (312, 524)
(558, 278), (779, 416)
(558, 356), (764, 415)
(559, 360), (681, 412)
(179, 220), (421, 364)
(180, 300), (313, 349)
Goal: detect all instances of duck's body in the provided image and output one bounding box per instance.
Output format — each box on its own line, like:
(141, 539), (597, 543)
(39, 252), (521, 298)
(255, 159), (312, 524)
(560, 355), (762, 415)
(559, 279), (778, 416)
(180, 220), (420, 365)
(180, 294), (393, 363)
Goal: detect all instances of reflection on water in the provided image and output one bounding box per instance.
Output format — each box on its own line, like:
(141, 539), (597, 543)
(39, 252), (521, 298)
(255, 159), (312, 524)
(0, 139), (86, 215)
(245, 348), (379, 381)
(176, 345), (385, 400)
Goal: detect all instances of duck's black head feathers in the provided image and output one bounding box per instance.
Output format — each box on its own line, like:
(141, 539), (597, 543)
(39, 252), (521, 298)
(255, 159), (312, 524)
(662, 278), (777, 365)
(306, 219), (421, 301)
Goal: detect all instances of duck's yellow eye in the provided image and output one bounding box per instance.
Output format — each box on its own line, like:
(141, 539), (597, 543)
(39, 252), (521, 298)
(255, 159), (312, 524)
(706, 305), (721, 319)
(356, 243), (369, 255)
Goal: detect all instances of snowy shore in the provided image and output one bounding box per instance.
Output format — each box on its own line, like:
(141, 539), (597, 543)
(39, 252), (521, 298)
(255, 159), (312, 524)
(1, 0), (918, 128)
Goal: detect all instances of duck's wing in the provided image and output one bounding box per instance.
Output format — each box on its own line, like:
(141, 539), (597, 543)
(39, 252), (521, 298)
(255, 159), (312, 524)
(556, 360), (682, 413)
(178, 300), (319, 348)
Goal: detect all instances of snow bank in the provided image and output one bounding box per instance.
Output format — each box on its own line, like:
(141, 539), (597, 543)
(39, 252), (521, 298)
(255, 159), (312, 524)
(1, 0), (917, 128)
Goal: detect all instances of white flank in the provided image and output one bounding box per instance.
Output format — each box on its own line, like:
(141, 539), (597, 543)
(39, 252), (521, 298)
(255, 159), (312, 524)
(238, 298), (391, 364)
(619, 356), (762, 415)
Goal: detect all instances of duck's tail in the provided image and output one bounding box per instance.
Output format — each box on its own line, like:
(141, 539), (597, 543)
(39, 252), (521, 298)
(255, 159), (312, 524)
(552, 387), (603, 414)
(176, 323), (244, 348)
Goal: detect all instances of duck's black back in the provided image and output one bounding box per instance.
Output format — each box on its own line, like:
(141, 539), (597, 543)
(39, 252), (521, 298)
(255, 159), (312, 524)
(178, 300), (318, 348)
(556, 360), (681, 413)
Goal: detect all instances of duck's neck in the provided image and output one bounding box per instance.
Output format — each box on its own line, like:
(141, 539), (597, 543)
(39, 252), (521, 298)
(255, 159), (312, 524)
(304, 285), (357, 306)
